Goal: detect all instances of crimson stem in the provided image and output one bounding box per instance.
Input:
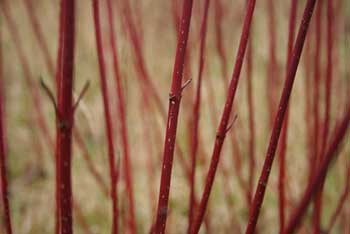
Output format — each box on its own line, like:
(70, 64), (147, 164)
(188, 0), (210, 232)
(55, 0), (76, 233)
(245, 0), (318, 233)
(191, 1), (257, 233)
(92, 1), (120, 233)
(153, 0), (194, 232)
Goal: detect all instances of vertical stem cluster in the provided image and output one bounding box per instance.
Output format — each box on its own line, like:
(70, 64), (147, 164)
(191, 1), (257, 233)
(154, 0), (194, 232)
(92, 1), (120, 233)
(106, 0), (137, 232)
(56, 0), (76, 233)
(0, 20), (13, 234)
(245, 0), (317, 233)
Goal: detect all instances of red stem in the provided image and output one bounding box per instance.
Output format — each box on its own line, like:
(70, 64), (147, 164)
(245, 0), (317, 232)
(284, 108), (350, 234)
(56, 0), (75, 233)
(153, 0), (193, 232)
(24, 0), (108, 199)
(92, 1), (120, 233)
(106, 0), (137, 232)
(191, 1), (257, 233)
(266, 0), (279, 128)
(120, 0), (191, 181)
(187, 0), (210, 232)
(0, 20), (13, 234)
(278, 0), (298, 232)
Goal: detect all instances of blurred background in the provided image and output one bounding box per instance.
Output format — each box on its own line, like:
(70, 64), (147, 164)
(1, 0), (349, 233)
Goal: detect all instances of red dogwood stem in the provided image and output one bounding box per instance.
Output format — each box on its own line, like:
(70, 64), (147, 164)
(153, 0), (193, 232)
(92, 1), (119, 233)
(245, 0), (317, 233)
(191, 1), (257, 233)
(106, 0), (137, 232)
(188, 0), (210, 232)
(56, 0), (76, 233)
(278, 0), (298, 232)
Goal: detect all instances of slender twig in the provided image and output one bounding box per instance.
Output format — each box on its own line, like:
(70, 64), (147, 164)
(92, 1), (119, 233)
(278, 0), (298, 232)
(106, 0), (136, 232)
(188, 0), (210, 232)
(153, 0), (194, 232)
(245, 0), (255, 206)
(119, 0), (191, 182)
(245, 0), (318, 232)
(266, 0), (279, 128)
(55, 0), (76, 233)
(25, 0), (108, 199)
(191, 1), (257, 233)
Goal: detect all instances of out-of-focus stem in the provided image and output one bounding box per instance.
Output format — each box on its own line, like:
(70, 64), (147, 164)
(92, 1), (120, 233)
(278, 0), (298, 232)
(55, 0), (76, 233)
(187, 0), (210, 232)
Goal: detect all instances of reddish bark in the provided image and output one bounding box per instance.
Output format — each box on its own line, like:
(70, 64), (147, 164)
(55, 0), (76, 233)
(188, 0), (210, 232)
(92, 1), (120, 233)
(191, 1), (257, 233)
(245, 0), (317, 232)
(278, 0), (298, 232)
(106, 0), (136, 232)
(153, 0), (194, 232)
